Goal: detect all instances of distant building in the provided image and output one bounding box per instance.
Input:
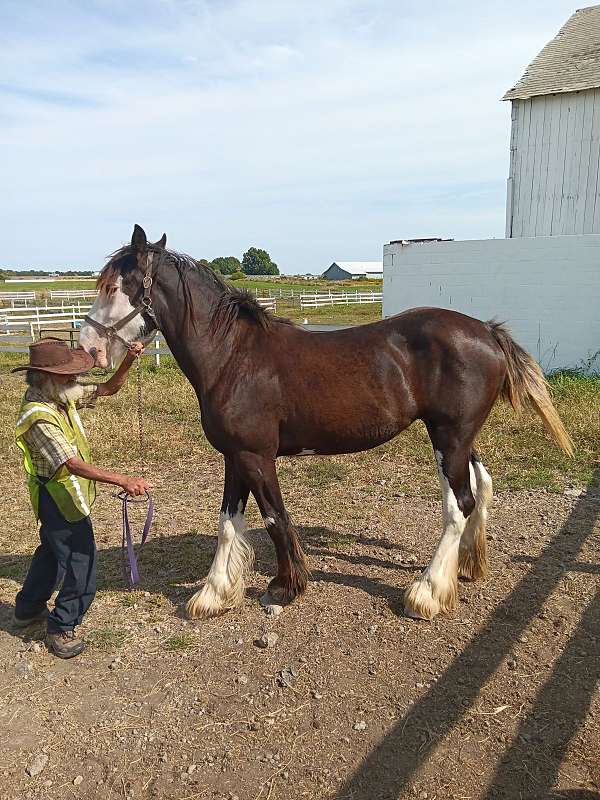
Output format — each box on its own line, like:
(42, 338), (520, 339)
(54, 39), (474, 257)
(321, 261), (383, 280)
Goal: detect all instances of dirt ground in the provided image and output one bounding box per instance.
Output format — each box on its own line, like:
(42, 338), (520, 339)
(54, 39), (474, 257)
(1, 454), (598, 800)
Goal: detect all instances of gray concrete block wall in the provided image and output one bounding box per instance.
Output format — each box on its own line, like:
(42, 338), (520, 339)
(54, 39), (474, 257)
(383, 235), (600, 372)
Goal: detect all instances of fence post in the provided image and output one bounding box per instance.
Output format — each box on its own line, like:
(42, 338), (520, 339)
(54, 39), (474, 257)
(29, 321), (35, 341)
(155, 333), (161, 367)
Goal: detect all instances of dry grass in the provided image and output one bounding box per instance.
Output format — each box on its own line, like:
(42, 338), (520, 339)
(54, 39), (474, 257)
(276, 300), (382, 325)
(1, 355), (598, 500)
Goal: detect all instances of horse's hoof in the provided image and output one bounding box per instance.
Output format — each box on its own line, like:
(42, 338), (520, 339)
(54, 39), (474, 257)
(260, 592), (284, 617)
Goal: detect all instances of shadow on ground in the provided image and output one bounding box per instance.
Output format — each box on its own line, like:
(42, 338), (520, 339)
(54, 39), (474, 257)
(0, 522), (411, 634)
(333, 472), (600, 800)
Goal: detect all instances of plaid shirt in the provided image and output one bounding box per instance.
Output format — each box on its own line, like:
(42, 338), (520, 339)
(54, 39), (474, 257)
(22, 384), (98, 478)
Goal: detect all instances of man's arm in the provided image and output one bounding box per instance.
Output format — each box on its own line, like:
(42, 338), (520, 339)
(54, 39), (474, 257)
(65, 456), (151, 496)
(96, 342), (144, 397)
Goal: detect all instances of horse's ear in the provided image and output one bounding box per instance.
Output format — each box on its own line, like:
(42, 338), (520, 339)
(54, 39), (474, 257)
(154, 233), (167, 249)
(131, 224), (147, 253)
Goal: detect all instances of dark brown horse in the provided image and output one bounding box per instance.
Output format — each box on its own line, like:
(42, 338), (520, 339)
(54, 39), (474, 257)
(79, 225), (573, 621)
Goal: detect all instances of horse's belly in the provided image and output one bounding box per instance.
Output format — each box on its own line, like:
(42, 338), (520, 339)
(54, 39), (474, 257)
(278, 420), (405, 457)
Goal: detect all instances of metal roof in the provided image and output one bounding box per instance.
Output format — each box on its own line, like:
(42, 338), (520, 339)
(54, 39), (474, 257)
(332, 261), (383, 274)
(503, 5), (600, 101)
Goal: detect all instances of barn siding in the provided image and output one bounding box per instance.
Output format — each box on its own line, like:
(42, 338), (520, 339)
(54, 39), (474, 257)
(383, 236), (600, 372)
(506, 89), (600, 237)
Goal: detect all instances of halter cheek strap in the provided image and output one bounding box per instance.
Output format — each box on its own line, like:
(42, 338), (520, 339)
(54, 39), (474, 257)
(84, 251), (160, 348)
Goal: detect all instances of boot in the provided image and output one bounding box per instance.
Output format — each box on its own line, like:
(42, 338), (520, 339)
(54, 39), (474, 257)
(46, 629), (86, 659)
(13, 607), (49, 628)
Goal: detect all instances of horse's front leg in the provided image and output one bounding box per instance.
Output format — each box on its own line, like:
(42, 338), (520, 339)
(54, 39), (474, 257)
(235, 451), (310, 615)
(187, 458), (252, 618)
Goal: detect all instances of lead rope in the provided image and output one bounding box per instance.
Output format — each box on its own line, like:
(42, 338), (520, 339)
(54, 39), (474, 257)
(117, 352), (153, 588)
(136, 353), (145, 476)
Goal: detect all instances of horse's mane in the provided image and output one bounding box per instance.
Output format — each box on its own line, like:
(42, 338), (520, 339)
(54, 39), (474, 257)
(98, 245), (284, 337)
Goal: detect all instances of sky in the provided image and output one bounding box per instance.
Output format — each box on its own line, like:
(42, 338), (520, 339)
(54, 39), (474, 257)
(1, 0), (581, 274)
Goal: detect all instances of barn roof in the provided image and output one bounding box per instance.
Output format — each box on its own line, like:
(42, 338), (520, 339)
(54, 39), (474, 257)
(503, 5), (600, 101)
(332, 261), (383, 274)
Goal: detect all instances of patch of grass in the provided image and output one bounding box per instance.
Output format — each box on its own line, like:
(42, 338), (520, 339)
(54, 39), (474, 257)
(301, 459), (350, 489)
(145, 593), (169, 608)
(276, 299), (381, 325)
(120, 591), (144, 607)
(163, 632), (196, 651)
(0, 560), (24, 581)
(88, 627), (129, 651)
(323, 532), (356, 550)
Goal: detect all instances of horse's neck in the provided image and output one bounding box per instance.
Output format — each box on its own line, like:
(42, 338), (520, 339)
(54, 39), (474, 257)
(155, 280), (225, 396)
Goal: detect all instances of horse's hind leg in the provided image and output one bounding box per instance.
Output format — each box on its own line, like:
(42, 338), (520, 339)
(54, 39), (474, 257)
(187, 458), (253, 618)
(404, 425), (475, 621)
(458, 452), (493, 581)
(234, 451), (310, 614)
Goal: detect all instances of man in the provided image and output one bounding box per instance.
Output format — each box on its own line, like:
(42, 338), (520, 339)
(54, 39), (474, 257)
(13, 337), (151, 659)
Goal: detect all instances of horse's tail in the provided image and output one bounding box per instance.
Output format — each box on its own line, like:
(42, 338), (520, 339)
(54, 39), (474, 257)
(487, 321), (574, 456)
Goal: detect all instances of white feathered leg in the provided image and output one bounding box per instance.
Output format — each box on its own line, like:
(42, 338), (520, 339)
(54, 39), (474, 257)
(404, 451), (468, 620)
(187, 502), (254, 618)
(459, 459), (492, 580)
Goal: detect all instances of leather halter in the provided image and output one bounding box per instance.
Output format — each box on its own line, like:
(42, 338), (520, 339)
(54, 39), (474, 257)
(84, 250), (160, 349)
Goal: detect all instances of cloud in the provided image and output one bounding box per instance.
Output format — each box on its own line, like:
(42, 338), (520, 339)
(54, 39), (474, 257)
(0, 0), (580, 271)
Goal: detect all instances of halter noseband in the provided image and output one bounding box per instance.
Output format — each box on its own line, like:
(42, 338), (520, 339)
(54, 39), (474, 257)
(84, 250), (160, 349)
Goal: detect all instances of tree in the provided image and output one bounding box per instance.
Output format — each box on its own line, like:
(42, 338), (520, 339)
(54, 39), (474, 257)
(211, 256), (242, 275)
(242, 247), (279, 276)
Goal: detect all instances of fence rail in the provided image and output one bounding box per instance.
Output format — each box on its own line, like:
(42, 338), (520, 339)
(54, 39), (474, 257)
(0, 305), (93, 338)
(255, 297), (277, 311)
(300, 291), (382, 309)
(0, 331), (170, 366)
(0, 291), (37, 307)
(50, 290), (98, 301)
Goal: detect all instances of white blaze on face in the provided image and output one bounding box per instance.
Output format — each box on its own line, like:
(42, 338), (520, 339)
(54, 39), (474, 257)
(79, 276), (146, 367)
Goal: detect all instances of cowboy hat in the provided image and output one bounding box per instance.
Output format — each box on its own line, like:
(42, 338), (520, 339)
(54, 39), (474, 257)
(11, 338), (94, 375)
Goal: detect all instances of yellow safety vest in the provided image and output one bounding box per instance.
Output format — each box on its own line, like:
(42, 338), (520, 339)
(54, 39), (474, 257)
(15, 399), (96, 522)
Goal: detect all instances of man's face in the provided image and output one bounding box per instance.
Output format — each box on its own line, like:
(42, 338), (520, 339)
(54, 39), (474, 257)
(41, 372), (86, 405)
(51, 372), (82, 386)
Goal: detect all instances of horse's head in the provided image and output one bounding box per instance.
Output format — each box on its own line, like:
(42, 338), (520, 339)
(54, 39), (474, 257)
(79, 224), (166, 367)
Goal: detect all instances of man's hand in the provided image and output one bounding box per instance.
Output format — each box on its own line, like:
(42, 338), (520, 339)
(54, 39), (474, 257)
(126, 342), (145, 361)
(97, 341), (145, 396)
(120, 476), (152, 497)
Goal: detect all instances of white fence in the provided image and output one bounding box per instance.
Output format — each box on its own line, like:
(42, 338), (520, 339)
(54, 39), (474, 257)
(0, 291), (37, 307)
(1, 331), (169, 368)
(0, 305), (93, 338)
(300, 291), (382, 309)
(50, 290), (98, 301)
(0, 297), (277, 339)
(255, 297), (277, 311)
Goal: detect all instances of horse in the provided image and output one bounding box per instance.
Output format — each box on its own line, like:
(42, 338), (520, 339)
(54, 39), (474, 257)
(79, 225), (573, 622)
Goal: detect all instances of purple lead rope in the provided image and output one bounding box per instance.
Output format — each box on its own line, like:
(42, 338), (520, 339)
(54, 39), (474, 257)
(114, 491), (154, 588)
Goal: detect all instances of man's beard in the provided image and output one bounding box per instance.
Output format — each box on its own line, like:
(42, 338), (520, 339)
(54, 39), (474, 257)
(39, 374), (86, 405)
(56, 381), (86, 405)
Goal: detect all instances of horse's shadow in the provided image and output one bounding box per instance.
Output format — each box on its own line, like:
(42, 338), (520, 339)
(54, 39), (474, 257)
(0, 523), (413, 639)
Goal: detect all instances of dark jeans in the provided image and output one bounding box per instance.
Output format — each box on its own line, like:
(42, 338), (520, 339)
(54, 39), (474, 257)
(15, 484), (96, 632)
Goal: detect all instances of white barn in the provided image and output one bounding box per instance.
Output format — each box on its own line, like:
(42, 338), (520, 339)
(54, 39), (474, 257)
(321, 261), (383, 280)
(504, 5), (600, 237)
(383, 6), (600, 373)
